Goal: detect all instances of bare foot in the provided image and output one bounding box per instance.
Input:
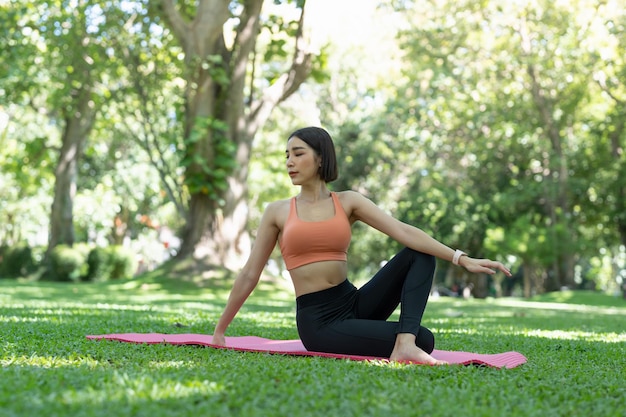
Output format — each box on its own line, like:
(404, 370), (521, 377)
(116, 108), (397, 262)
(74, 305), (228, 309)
(389, 333), (448, 366)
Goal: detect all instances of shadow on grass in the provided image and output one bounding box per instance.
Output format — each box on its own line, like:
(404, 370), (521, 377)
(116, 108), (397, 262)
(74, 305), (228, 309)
(4, 277), (624, 364)
(3, 278), (626, 417)
(1, 264), (295, 309)
(530, 290), (626, 308)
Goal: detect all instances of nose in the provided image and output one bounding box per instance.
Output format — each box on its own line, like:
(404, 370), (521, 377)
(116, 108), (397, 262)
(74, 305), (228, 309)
(286, 156), (294, 167)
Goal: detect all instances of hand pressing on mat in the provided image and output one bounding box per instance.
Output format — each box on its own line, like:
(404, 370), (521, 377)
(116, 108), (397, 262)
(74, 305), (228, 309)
(211, 333), (226, 347)
(214, 127), (514, 364)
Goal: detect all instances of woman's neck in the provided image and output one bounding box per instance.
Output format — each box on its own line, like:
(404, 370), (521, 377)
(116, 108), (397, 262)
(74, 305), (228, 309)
(298, 182), (330, 202)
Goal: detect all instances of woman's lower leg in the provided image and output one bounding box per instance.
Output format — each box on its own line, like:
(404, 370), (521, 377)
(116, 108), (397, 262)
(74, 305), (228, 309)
(390, 333), (448, 365)
(396, 249), (436, 336)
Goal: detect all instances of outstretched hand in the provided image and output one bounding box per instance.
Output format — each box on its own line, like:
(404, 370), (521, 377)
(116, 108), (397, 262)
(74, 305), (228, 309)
(459, 256), (512, 276)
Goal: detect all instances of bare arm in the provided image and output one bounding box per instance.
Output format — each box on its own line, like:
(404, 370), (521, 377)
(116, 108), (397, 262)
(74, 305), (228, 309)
(212, 203), (281, 345)
(347, 191), (511, 276)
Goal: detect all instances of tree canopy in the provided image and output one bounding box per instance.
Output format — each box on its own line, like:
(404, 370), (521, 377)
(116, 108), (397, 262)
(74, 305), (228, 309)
(1, 0), (624, 296)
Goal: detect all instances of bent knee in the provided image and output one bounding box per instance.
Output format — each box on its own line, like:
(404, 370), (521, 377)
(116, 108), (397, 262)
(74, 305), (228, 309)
(401, 247), (436, 269)
(418, 326), (435, 354)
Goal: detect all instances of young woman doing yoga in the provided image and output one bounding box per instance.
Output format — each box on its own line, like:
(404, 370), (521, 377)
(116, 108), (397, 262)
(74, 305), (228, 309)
(212, 126), (512, 365)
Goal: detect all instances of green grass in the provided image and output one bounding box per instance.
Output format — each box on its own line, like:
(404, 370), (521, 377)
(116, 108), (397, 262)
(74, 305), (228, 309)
(1, 276), (625, 417)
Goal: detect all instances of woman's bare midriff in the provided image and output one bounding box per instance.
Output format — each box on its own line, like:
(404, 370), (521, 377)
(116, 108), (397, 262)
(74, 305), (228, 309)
(288, 260), (348, 297)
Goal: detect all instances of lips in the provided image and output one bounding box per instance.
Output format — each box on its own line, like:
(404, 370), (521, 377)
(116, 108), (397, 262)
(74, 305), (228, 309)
(288, 171), (298, 177)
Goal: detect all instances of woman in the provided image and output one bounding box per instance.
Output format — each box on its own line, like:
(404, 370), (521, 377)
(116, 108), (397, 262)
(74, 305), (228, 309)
(212, 127), (511, 365)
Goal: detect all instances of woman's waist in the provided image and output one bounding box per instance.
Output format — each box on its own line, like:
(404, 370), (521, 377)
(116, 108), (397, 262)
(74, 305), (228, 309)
(295, 278), (357, 309)
(289, 261), (348, 297)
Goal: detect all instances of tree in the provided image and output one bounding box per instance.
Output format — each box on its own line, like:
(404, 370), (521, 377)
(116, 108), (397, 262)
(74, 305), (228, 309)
(156, 0), (318, 269)
(0, 1), (58, 248)
(45, 2), (106, 251)
(385, 0), (626, 294)
(3, 1), (120, 254)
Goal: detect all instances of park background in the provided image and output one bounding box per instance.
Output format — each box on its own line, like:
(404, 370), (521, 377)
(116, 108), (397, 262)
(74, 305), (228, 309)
(2, 0), (626, 298)
(0, 1), (625, 416)
(1, 0), (626, 297)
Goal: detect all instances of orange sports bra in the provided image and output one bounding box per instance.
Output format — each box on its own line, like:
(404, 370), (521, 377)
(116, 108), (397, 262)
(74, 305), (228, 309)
(279, 192), (351, 270)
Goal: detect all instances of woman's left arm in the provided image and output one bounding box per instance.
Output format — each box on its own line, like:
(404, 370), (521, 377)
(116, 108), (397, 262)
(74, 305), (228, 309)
(346, 191), (511, 277)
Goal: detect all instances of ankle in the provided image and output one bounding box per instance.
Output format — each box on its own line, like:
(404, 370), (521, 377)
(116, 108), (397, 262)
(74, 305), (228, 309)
(395, 332), (417, 346)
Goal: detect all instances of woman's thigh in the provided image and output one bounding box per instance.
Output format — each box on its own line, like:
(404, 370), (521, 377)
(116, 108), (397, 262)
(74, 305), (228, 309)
(305, 318), (399, 357)
(355, 248), (427, 319)
(304, 318), (435, 357)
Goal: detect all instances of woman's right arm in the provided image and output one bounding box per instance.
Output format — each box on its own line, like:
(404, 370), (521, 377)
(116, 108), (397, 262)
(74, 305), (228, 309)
(212, 203), (281, 346)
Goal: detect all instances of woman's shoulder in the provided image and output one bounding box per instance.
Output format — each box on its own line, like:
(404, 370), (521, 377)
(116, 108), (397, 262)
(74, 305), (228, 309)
(263, 197), (293, 219)
(333, 190), (370, 216)
(255, 198), (292, 231)
(265, 198), (292, 211)
(334, 190), (366, 203)
(333, 190), (388, 224)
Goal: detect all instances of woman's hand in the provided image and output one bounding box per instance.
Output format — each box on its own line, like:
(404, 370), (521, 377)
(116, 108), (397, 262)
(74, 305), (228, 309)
(459, 256), (512, 276)
(212, 332), (226, 347)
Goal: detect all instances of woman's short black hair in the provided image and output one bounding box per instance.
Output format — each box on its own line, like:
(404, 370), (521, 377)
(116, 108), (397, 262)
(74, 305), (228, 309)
(288, 126), (338, 183)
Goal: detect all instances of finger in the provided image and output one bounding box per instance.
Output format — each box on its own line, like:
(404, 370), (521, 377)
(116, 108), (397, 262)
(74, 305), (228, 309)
(496, 264), (512, 276)
(482, 261), (510, 276)
(496, 262), (511, 275)
(480, 266), (496, 275)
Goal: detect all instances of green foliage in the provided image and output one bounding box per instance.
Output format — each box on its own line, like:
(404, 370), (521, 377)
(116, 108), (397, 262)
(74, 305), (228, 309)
(182, 117), (236, 204)
(339, 0), (626, 292)
(204, 54), (230, 87)
(0, 106), (57, 247)
(330, 119), (421, 277)
(0, 243), (36, 278)
(44, 244), (89, 282)
(2, 0), (625, 296)
(0, 0), (188, 256)
(260, 13), (300, 82)
(85, 247), (114, 282)
(1, 279), (624, 417)
(2, 0), (322, 274)
(86, 245), (138, 282)
(531, 289), (626, 308)
(108, 245), (138, 280)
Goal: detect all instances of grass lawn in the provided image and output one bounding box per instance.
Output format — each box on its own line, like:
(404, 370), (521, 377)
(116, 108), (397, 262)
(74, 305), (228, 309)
(1, 273), (624, 417)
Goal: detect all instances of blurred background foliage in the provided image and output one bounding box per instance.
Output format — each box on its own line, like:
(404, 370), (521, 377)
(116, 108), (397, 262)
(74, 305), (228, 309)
(0, 0), (624, 298)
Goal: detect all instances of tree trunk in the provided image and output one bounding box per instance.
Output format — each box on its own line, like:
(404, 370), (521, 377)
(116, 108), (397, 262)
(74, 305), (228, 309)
(48, 90), (95, 252)
(162, 0), (313, 270)
(518, 18), (577, 290)
(47, 6), (98, 255)
(179, 138), (253, 270)
(608, 107), (626, 248)
(525, 62), (576, 289)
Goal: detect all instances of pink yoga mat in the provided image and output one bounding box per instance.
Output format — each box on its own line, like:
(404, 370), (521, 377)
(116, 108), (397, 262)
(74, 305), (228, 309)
(87, 333), (527, 368)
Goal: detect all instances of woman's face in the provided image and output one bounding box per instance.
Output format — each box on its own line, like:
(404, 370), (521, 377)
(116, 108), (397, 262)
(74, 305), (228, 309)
(285, 136), (321, 185)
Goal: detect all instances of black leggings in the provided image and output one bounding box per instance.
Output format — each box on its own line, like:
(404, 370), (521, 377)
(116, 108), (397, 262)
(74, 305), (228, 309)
(295, 248), (436, 358)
